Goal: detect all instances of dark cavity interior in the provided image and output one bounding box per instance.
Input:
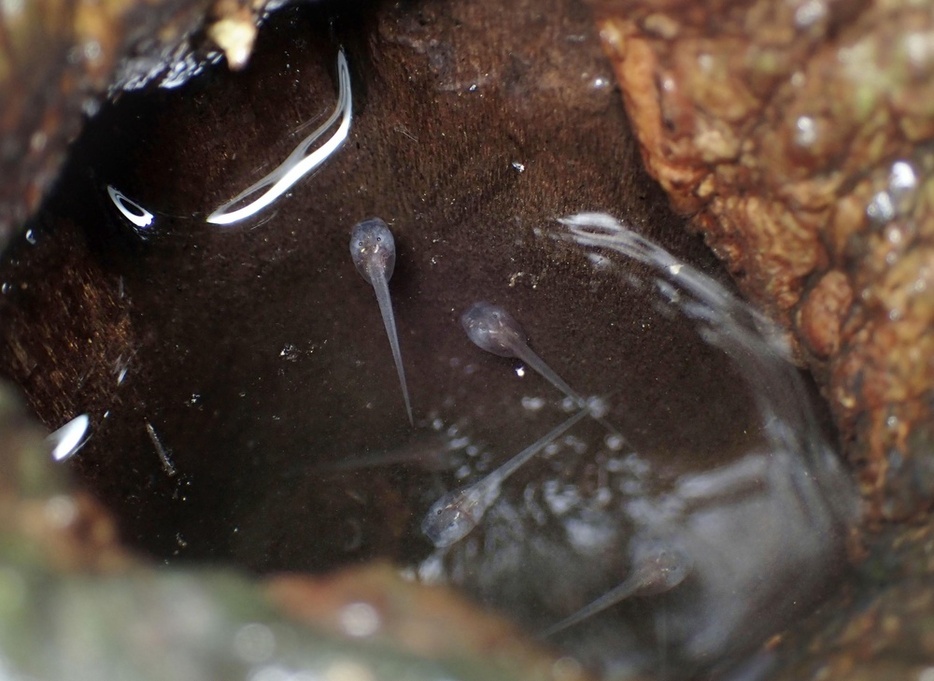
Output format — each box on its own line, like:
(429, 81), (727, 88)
(0, 1), (857, 678)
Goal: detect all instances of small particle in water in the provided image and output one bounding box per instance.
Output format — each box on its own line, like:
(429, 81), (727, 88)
(592, 76), (609, 89)
(448, 436), (470, 450)
(0, 283), (9, 295)
(542, 479), (581, 516)
(431, 417), (444, 431)
(562, 516), (616, 554)
(145, 421), (177, 477)
(186, 393), (201, 406)
(563, 434), (588, 455)
(339, 602), (381, 637)
(604, 433), (625, 451)
(24, 229), (36, 245)
(511, 161), (526, 173)
(605, 457), (626, 473)
(586, 395), (610, 419)
(47, 414), (90, 462)
(515, 366), (526, 378)
(587, 252), (612, 270)
(656, 278), (681, 304)
(279, 343), (300, 361)
(594, 487), (613, 506)
(521, 396), (546, 412)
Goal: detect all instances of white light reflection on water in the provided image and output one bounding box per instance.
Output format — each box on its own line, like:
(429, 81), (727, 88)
(206, 49), (352, 226)
(47, 414), (90, 462)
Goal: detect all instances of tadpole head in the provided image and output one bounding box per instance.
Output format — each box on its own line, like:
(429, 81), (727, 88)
(633, 542), (693, 596)
(422, 488), (483, 548)
(350, 217), (396, 283)
(460, 301), (526, 359)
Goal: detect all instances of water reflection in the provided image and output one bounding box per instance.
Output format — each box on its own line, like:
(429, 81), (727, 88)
(207, 49), (352, 226)
(0, 2), (858, 679)
(47, 414), (91, 462)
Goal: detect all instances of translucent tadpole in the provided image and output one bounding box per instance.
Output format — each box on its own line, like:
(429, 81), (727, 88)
(422, 407), (589, 548)
(540, 543), (691, 638)
(461, 302), (583, 400)
(350, 218), (413, 425)
(461, 301), (620, 434)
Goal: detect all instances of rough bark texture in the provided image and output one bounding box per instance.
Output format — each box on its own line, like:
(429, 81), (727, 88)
(591, 0), (934, 521)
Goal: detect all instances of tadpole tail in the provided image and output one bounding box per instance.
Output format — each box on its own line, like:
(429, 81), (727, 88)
(371, 273), (413, 425)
